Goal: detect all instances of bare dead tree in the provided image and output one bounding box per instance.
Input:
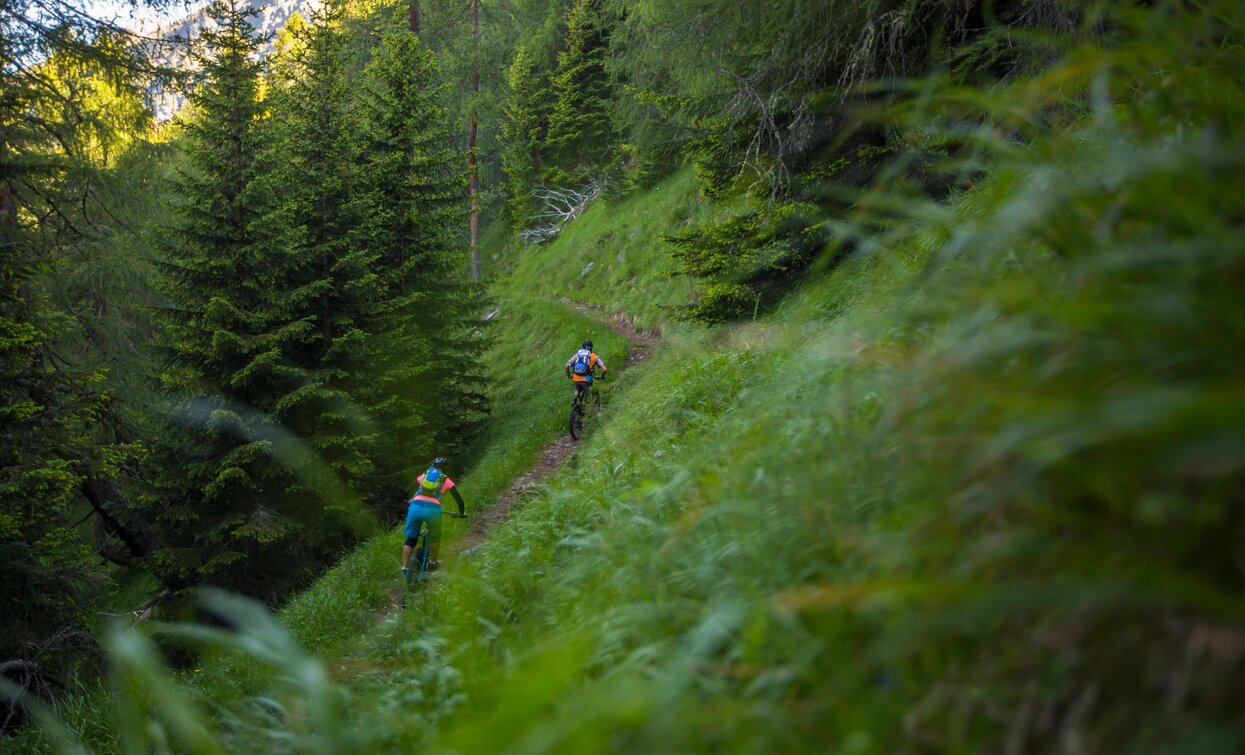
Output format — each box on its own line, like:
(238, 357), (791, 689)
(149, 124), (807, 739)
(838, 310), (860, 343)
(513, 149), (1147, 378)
(519, 177), (603, 245)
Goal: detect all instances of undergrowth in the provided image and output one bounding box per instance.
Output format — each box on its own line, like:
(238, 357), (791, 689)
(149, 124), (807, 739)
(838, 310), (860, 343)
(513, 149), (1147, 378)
(10, 2), (1245, 753)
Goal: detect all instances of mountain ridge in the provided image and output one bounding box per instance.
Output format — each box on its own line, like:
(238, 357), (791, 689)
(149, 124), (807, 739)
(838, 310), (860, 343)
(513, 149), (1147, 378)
(137, 0), (322, 121)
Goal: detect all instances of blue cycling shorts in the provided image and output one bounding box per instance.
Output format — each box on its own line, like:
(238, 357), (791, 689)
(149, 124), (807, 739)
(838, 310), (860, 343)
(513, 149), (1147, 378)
(405, 499), (443, 542)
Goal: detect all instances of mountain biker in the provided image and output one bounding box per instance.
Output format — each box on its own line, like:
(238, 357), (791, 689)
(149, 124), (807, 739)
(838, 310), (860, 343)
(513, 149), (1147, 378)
(565, 339), (607, 401)
(401, 457), (466, 579)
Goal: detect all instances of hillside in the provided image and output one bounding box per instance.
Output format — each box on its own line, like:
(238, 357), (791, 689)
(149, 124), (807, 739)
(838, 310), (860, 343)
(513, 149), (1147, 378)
(3, 1), (1243, 753)
(19, 114), (1245, 753)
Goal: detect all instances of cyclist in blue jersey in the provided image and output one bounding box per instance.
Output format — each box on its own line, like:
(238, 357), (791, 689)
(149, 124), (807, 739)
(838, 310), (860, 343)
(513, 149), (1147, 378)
(401, 457), (466, 578)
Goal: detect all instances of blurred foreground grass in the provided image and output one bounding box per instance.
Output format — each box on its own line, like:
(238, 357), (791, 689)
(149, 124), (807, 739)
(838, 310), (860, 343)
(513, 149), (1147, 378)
(10, 2), (1245, 752)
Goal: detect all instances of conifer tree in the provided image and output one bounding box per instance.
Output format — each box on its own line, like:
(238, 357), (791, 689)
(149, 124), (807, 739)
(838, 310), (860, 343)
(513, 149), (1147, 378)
(500, 40), (551, 228)
(355, 22), (489, 493)
(143, 0), (350, 599)
(0, 184), (111, 686)
(542, 0), (615, 188)
(0, 6), (129, 681)
(254, 5), (444, 510)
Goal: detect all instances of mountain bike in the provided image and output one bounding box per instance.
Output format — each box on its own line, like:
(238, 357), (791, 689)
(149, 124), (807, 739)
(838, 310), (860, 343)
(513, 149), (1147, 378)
(568, 380), (602, 440)
(403, 513), (465, 588)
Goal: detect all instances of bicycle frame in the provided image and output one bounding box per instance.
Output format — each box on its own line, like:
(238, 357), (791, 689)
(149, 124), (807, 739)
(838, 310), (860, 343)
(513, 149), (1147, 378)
(568, 381), (601, 440)
(407, 524), (432, 585)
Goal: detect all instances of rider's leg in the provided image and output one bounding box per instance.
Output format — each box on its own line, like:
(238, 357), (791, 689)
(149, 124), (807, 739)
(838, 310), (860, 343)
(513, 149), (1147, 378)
(402, 503), (423, 570)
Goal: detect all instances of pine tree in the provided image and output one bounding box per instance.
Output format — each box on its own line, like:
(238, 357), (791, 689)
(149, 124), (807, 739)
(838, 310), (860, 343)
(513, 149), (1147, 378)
(355, 23), (489, 494)
(143, 0), (349, 600)
(0, 8), (120, 684)
(542, 0), (615, 188)
(500, 40), (551, 229)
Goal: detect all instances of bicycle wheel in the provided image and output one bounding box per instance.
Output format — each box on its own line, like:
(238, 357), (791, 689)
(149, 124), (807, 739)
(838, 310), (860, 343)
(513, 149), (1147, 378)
(569, 396), (584, 440)
(415, 529), (431, 581)
(591, 387), (602, 412)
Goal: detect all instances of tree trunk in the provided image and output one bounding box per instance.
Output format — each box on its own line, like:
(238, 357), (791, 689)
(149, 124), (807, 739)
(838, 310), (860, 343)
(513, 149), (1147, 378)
(468, 0), (481, 281)
(80, 478), (156, 561)
(408, 1), (419, 34)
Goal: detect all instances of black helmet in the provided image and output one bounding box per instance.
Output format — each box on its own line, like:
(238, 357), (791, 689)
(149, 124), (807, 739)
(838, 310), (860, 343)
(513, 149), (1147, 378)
(582, 340), (593, 350)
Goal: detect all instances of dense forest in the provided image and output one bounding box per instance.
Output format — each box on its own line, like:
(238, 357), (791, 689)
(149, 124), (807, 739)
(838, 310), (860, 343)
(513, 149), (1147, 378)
(3, 0), (1244, 751)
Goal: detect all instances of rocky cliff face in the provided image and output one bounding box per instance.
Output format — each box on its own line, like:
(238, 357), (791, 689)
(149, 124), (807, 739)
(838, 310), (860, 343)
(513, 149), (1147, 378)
(137, 0), (323, 121)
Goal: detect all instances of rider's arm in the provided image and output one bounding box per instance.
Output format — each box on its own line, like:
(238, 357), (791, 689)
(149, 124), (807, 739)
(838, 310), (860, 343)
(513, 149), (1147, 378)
(449, 487), (465, 517)
(595, 354), (608, 376)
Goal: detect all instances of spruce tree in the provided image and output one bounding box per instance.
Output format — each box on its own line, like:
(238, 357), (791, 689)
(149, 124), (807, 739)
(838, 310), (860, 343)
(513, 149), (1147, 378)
(253, 4), (410, 510)
(144, 0), (349, 600)
(542, 0), (615, 188)
(500, 41), (551, 229)
(355, 23), (489, 495)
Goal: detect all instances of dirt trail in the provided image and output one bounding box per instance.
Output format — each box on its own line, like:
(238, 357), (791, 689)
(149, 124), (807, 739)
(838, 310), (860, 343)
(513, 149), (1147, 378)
(378, 302), (659, 617)
(456, 300), (658, 552)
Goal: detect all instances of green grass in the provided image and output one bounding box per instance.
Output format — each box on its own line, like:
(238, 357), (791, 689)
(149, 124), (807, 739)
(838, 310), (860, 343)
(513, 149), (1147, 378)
(8, 290), (636, 754)
(15, 4), (1245, 752)
(497, 168), (718, 329)
(335, 110), (1245, 747)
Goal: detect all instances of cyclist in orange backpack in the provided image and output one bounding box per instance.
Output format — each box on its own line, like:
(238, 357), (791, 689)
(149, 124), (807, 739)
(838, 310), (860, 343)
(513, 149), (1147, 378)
(565, 339), (608, 401)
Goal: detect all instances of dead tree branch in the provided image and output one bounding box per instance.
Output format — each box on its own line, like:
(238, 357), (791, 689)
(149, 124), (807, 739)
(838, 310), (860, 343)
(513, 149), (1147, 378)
(520, 177), (604, 245)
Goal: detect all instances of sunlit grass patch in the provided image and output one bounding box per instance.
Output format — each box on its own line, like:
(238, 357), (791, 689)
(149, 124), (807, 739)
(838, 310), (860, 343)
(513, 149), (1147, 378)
(501, 167), (711, 328)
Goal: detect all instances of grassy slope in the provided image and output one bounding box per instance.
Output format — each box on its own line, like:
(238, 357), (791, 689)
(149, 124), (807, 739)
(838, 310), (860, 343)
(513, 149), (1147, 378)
(269, 170), (710, 663)
(494, 168), (709, 329)
(20, 18), (1245, 749)
(314, 131), (1243, 752)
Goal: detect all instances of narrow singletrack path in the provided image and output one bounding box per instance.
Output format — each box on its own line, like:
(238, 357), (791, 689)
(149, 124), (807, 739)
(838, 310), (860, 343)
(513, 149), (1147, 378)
(457, 300), (658, 552)
(379, 302), (659, 615)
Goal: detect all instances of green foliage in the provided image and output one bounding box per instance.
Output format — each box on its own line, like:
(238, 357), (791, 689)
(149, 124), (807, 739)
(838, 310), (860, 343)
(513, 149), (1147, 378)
(500, 167), (705, 329)
(541, 0), (616, 188)
(406, 0), (565, 255)
(0, 258), (110, 681)
(499, 40), (552, 228)
(142, 3), (492, 606)
(256, 2), (374, 481)
(142, 0), (334, 600)
(0, 10), (151, 689)
(353, 22), (491, 489)
(11, 2), (1245, 754)
(663, 200), (827, 322)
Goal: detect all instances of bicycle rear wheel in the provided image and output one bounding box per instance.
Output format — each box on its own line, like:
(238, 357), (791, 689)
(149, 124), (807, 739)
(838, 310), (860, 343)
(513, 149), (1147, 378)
(416, 529), (431, 580)
(569, 396), (584, 439)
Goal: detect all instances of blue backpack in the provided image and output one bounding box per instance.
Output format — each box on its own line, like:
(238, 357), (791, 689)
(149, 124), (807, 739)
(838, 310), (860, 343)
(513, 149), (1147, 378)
(571, 349), (592, 376)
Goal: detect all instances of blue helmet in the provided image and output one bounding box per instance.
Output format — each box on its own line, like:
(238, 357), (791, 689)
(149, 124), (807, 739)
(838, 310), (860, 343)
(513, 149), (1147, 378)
(426, 457), (446, 482)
